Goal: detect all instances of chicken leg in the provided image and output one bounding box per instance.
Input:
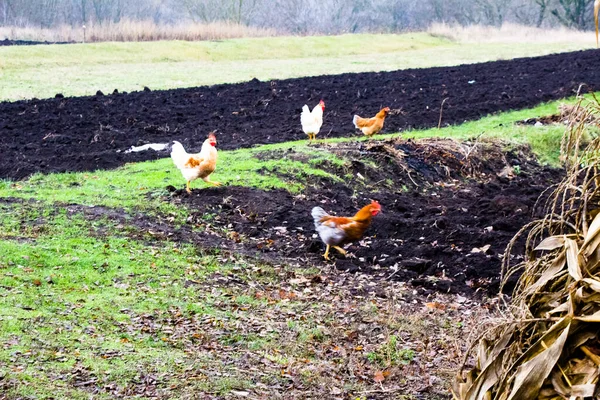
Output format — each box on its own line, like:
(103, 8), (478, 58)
(203, 178), (222, 186)
(323, 245), (331, 260)
(333, 246), (346, 255)
(186, 180), (192, 194)
(323, 245), (346, 260)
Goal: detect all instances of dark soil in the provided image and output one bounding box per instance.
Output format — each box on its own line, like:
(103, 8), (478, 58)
(165, 138), (561, 295)
(0, 38), (73, 46)
(518, 113), (565, 126)
(2, 49), (600, 180)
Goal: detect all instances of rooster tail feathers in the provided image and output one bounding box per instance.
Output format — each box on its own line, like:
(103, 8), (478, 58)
(311, 206), (329, 225)
(171, 141), (186, 156)
(170, 141), (188, 169)
(300, 105), (311, 125)
(352, 115), (361, 129)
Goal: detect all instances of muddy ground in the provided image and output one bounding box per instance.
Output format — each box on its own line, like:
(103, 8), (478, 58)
(160, 138), (560, 296)
(2, 49), (600, 180)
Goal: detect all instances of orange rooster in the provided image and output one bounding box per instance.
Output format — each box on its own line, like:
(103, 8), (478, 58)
(301, 100), (325, 141)
(311, 200), (381, 260)
(353, 107), (390, 137)
(171, 133), (221, 193)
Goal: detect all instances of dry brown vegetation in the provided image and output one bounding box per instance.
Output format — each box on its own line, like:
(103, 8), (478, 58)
(0, 19), (276, 43)
(429, 22), (595, 45)
(455, 97), (600, 399)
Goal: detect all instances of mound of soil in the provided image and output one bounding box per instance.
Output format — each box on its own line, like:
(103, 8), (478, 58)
(167, 138), (561, 295)
(2, 49), (600, 180)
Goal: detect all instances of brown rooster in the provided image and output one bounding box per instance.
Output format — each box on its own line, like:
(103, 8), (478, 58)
(311, 200), (381, 260)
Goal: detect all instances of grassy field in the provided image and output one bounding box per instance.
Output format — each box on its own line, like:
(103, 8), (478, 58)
(0, 32), (595, 101)
(0, 93), (577, 398)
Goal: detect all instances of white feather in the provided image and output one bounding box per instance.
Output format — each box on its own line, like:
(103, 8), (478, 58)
(301, 103), (324, 135)
(170, 141), (188, 170)
(311, 206), (346, 246)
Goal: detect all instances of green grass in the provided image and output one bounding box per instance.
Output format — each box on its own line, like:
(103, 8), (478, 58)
(0, 144), (345, 211)
(0, 32), (594, 101)
(0, 206), (216, 397)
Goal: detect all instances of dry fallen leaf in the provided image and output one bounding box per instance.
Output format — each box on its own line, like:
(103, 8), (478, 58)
(289, 277), (309, 285)
(278, 289), (296, 300)
(470, 244), (491, 254)
(374, 370), (385, 383)
(330, 387), (343, 395)
(425, 301), (446, 311)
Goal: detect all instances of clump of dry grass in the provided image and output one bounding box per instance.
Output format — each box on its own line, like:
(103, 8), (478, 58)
(0, 19), (276, 43)
(454, 97), (600, 399)
(430, 22), (594, 45)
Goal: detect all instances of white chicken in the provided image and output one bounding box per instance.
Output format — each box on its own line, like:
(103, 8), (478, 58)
(300, 100), (325, 141)
(171, 132), (221, 193)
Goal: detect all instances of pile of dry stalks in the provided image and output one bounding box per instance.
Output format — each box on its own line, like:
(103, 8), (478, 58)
(454, 96), (600, 399)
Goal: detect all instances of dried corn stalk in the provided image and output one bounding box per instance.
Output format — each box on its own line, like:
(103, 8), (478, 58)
(596, 0), (600, 48)
(455, 97), (600, 400)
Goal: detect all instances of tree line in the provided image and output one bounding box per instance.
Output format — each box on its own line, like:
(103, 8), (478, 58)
(0, 0), (597, 32)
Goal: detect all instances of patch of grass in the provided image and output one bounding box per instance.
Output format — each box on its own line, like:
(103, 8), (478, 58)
(0, 142), (345, 212)
(0, 32), (593, 101)
(0, 213), (226, 396)
(366, 335), (415, 368)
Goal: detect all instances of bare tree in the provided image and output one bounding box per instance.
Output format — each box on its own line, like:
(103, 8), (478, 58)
(535, 0), (550, 27)
(181, 0), (257, 23)
(550, 0), (594, 29)
(0, 0), (592, 34)
(0, 0), (14, 25)
(473, 0), (515, 26)
(72, 0), (88, 25)
(90, 0), (124, 22)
